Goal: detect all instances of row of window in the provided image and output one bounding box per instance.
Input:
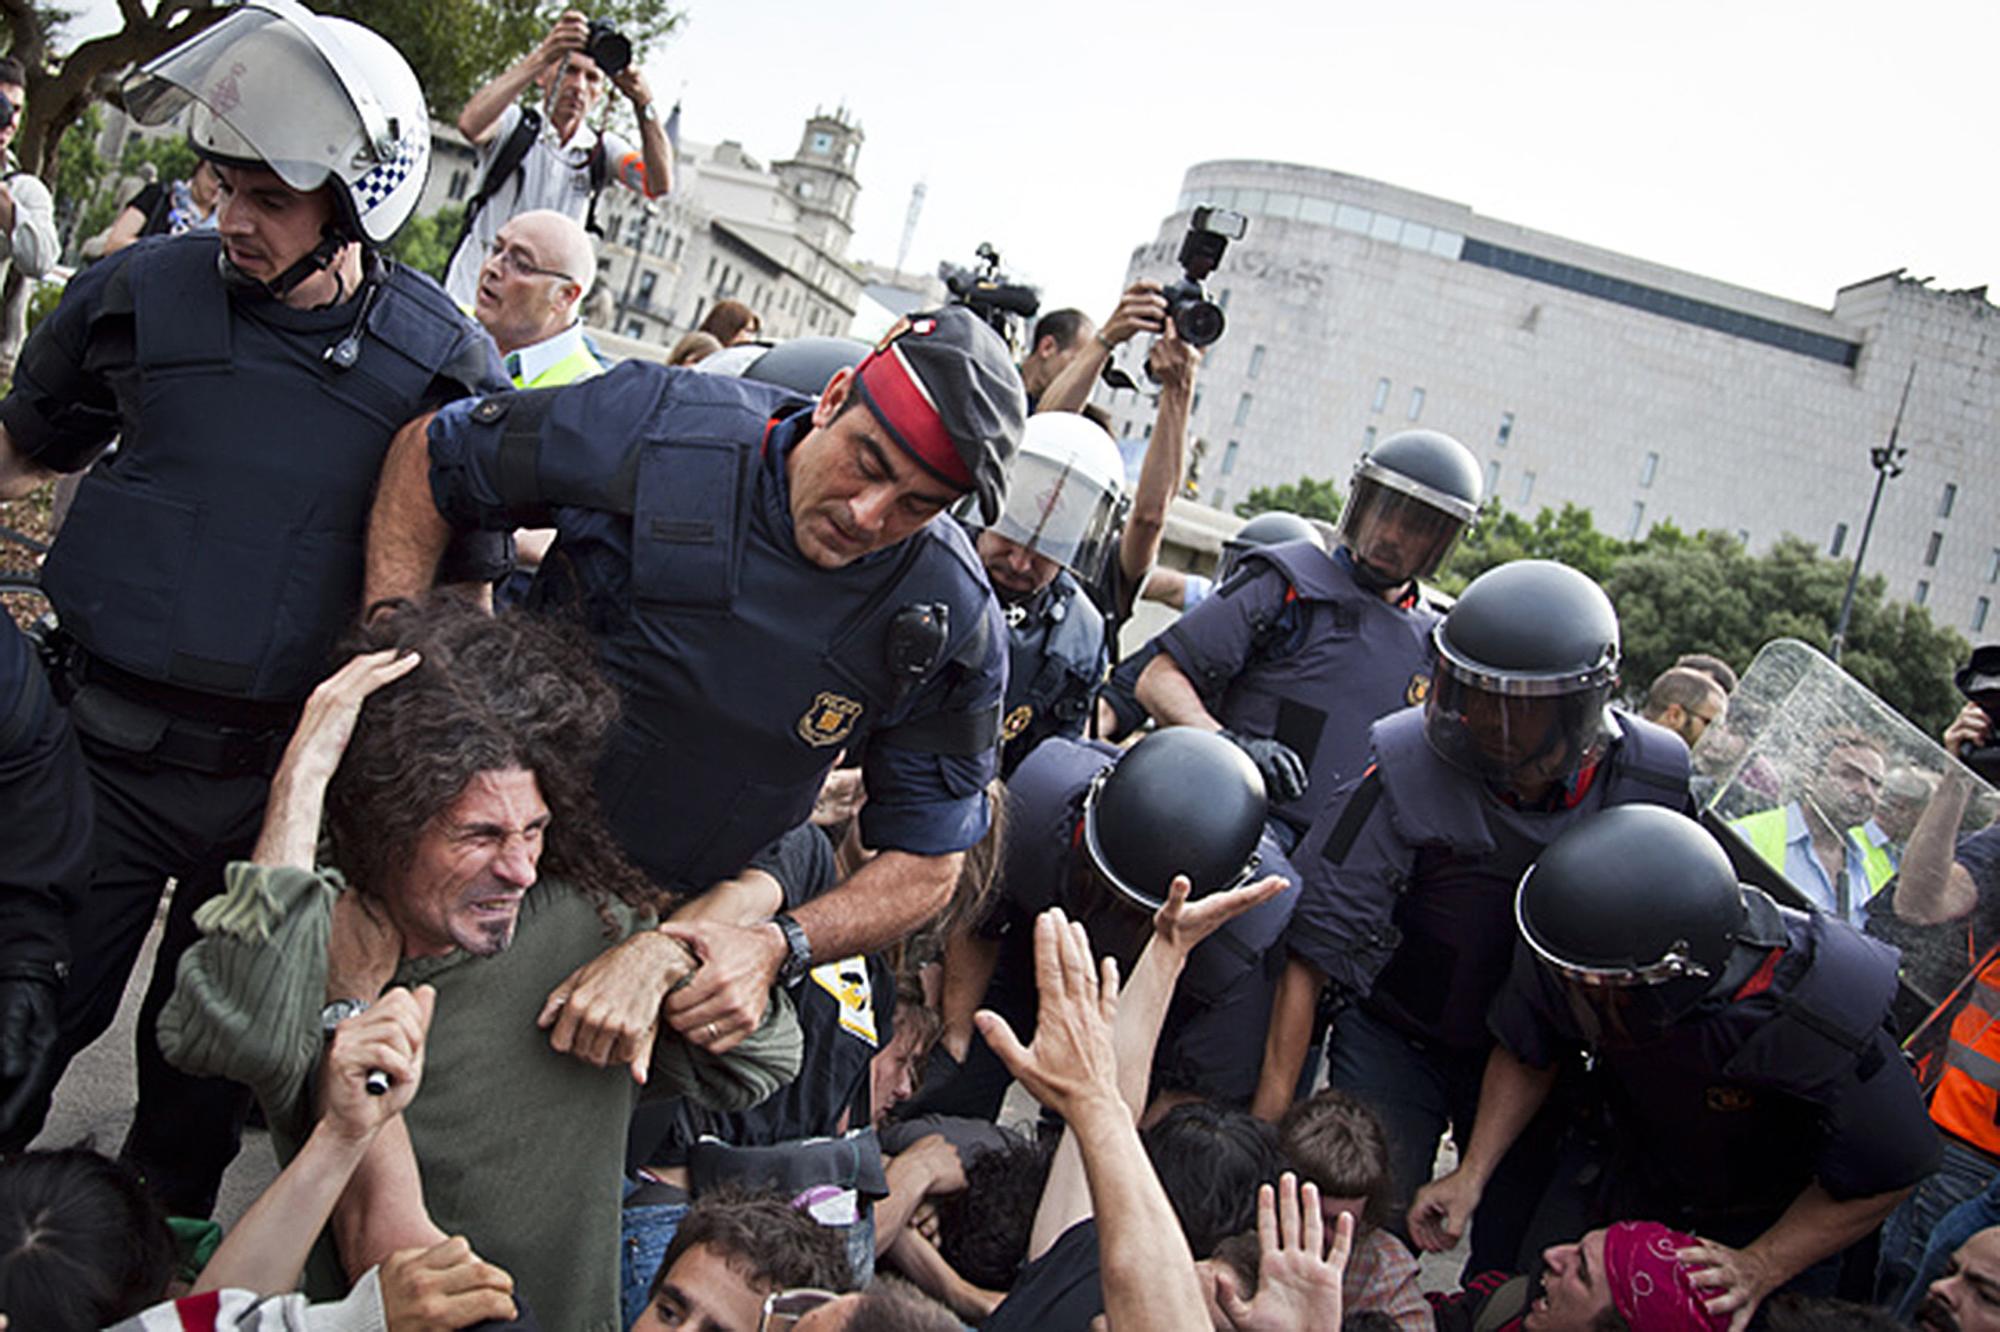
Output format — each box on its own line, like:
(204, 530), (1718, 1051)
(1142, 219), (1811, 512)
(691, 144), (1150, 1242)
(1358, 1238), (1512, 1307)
(1173, 186), (1467, 261)
(1914, 583), (1994, 632)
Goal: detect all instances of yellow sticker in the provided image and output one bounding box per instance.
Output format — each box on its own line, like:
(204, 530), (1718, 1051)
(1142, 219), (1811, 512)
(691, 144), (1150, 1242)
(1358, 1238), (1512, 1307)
(810, 956), (878, 1045)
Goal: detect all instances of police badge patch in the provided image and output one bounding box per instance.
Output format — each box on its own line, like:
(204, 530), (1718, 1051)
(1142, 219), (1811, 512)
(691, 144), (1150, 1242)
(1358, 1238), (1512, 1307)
(1405, 673), (1431, 706)
(1001, 704), (1034, 743)
(797, 691), (863, 747)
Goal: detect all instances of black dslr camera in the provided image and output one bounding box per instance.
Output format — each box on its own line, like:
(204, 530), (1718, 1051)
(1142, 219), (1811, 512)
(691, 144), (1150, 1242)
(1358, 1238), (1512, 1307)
(1956, 646), (2000, 785)
(1160, 205), (1247, 347)
(940, 243), (1040, 349)
(583, 19), (632, 76)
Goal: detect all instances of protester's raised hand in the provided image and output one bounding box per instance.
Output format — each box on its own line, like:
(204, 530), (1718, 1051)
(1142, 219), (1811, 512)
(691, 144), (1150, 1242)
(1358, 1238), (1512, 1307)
(324, 985), (434, 1140)
(1215, 1173), (1352, 1332)
(1151, 873), (1288, 957)
(973, 908), (1121, 1120)
(280, 650), (421, 789)
(380, 1236), (517, 1331)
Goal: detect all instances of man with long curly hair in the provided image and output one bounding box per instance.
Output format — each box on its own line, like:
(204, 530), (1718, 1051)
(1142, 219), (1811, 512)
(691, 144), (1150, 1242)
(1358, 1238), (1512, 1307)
(160, 601), (803, 1329)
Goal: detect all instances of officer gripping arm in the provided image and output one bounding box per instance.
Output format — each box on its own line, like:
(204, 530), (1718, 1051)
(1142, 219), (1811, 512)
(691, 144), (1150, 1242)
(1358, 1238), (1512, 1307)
(365, 308), (1026, 1055)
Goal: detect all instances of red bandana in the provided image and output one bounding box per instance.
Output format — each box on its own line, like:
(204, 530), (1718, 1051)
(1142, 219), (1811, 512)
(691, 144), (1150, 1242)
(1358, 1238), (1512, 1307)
(1601, 1221), (1729, 1332)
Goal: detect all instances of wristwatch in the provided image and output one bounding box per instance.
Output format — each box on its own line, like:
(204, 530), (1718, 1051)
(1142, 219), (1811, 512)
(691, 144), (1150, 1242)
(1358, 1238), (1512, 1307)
(772, 912), (812, 988)
(637, 101), (660, 124)
(320, 997), (369, 1037)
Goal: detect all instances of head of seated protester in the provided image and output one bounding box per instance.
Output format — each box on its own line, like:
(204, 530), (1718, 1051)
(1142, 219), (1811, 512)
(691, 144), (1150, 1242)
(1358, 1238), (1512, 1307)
(0, 1147), (176, 1330)
(931, 1132), (1058, 1293)
(635, 1187), (853, 1331)
(1432, 1219), (1731, 1332)
(1279, 1089), (1429, 1327)
(1143, 1100), (1285, 1259)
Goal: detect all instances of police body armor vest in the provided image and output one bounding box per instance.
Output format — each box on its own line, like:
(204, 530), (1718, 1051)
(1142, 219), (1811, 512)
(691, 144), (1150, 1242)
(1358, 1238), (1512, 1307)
(1000, 570), (1107, 776)
(1365, 706), (1690, 1049)
(511, 365), (998, 890)
(40, 238), (469, 702)
(1008, 737), (1299, 1011)
(1221, 541), (1439, 832)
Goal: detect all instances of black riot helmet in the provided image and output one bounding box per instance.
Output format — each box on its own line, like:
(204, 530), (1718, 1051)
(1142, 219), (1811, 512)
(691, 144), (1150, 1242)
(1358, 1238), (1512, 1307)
(1425, 559), (1620, 791)
(1216, 510), (1326, 584)
(740, 336), (869, 398)
(1336, 430), (1482, 589)
(1081, 726), (1266, 912)
(1516, 806), (1761, 1042)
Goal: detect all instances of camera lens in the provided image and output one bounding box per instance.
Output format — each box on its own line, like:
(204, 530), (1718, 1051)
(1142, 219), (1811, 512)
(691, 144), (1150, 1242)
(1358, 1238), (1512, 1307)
(586, 24), (632, 76)
(1174, 300), (1226, 347)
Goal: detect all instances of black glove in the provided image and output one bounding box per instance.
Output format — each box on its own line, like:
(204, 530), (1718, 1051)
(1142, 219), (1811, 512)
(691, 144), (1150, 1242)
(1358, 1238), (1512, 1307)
(1223, 730), (1308, 804)
(0, 969), (62, 1150)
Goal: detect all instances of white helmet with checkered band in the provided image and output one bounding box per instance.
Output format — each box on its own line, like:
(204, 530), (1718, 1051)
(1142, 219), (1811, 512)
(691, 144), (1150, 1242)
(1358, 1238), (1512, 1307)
(123, 0), (429, 246)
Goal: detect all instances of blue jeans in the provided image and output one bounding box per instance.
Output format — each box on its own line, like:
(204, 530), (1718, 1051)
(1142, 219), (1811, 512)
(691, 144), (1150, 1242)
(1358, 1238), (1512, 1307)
(1877, 1135), (1997, 1313)
(620, 1187), (689, 1330)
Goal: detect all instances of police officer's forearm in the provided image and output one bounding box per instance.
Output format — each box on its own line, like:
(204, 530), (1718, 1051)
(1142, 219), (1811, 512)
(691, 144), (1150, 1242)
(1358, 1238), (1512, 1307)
(1252, 956), (1325, 1121)
(1894, 770), (1976, 925)
(1452, 1045), (1556, 1185)
(1743, 1181), (1909, 1293)
(1135, 652), (1222, 733)
(792, 849), (961, 960)
(364, 414), (453, 611)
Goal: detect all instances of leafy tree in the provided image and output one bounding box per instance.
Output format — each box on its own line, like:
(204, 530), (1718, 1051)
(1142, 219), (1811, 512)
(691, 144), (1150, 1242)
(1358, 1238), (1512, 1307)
(389, 204), (463, 281)
(1437, 501), (1635, 592)
(1234, 476), (1342, 525)
(120, 130), (196, 186)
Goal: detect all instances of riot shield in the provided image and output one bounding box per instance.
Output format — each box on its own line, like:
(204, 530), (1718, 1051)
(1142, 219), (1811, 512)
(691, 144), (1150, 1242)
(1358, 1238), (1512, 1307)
(1691, 638), (2000, 1063)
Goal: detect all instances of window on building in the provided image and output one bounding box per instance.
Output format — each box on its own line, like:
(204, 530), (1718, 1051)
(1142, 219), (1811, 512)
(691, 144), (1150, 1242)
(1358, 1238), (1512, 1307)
(1407, 387), (1425, 422)
(1485, 459), (1502, 495)
(1191, 389), (1202, 416)
(1977, 597), (1992, 633)
(1925, 531), (1944, 568)
(1989, 548), (2000, 583)
(1233, 394), (1253, 427)
(1221, 441), (1239, 476)
(1517, 470), (1536, 506)
(690, 297), (705, 328)
(1831, 523), (1849, 557)
(447, 170), (470, 201)
(1217, 288), (1231, 310)
(604, 216), (622, 245)
(1121, 419), (1133, 438)
(624, 320), (645, 338)
(1248, 345), (1266, 379)
(1371, 378), (1390, 412)
(1941, 482), (1958, 518)
(1625, 502), (1646, 540)
(1639, 452), (1660, 488)
(1916, 580), (1931, 606)
(1736, 530), (1751, 547)
(1363, 425), (1376, 451)
(1497, 412), (1514, 447)
(672, 236), (685, 262)
(637, 271), (656, 300)
(1143, 422), (1153, 441)
(705, 256), (717, 281)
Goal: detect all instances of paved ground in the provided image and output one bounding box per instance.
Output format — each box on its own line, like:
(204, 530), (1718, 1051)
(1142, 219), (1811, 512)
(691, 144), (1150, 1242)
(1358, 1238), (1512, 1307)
(29, 883), (279, 1227)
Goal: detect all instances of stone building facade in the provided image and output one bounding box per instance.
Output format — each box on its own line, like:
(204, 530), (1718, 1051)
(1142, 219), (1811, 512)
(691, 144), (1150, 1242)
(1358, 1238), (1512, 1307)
(1102, 160), (1999, 636)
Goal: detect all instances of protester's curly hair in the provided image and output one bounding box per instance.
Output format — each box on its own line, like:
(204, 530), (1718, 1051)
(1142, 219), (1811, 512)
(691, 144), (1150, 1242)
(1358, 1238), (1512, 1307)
(325, 600), (665, 922)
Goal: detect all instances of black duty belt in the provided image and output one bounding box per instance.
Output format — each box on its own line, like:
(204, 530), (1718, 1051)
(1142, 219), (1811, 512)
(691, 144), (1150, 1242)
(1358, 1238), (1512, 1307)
(62, 650), (296, 777)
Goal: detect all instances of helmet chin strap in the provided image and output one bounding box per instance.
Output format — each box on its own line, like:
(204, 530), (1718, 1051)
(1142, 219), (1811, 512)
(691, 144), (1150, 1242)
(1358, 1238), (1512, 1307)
(1348, 551), (1409, 593)
(218, 224), (352, 302)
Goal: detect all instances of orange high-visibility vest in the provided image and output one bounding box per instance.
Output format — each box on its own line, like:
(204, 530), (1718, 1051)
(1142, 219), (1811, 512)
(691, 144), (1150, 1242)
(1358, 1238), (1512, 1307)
(1932, 961), (2000, 1152)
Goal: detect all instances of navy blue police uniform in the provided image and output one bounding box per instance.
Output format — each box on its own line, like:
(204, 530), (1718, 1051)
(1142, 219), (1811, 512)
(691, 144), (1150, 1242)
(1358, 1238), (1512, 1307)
(933, 735), (1299, 1117)
(0, 619), (93, 1148)
(1489, 904), (1941, 1248)
(0, 234), (505, 1210)
(425, 361), (1008, 892)
(996, 566), (1110, 777)
(1288, 705), (1690, 1270)
(1155, 542), (1438, 843)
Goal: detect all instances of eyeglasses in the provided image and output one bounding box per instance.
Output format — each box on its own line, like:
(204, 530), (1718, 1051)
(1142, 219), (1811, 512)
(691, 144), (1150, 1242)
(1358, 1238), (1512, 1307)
(760, 1288), (838, 1331)
(485, 238), (577, 284)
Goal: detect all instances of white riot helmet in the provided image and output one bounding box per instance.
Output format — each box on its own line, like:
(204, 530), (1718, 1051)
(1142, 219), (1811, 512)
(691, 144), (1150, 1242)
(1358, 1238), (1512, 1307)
(123, 0), (430, 255)
(989, 413), (1129, 584)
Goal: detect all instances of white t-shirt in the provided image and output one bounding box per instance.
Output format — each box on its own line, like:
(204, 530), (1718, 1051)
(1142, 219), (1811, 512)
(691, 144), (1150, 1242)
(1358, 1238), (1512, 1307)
(444, 103), (644, 307)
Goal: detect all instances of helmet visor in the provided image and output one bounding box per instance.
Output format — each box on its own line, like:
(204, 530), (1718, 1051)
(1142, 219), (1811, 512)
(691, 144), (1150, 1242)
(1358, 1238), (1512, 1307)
(1424, 663), (1615, 788)
(1336, 471), (1470, 583)
(124, 4), (390, 194)
(991, 447), (1125, 583)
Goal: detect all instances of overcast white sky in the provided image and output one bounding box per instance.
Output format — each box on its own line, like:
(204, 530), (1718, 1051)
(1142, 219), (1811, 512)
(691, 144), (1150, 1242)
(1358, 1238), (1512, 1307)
(71, 0), (1996, 318)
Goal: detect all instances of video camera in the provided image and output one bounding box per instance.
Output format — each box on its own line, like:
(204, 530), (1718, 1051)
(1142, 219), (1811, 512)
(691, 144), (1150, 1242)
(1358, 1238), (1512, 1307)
(940, 243), (1040, 351)
(1160, 205), (1247, 348)
(1956, 646), (2000, 784)
(583, 19), (632, 76)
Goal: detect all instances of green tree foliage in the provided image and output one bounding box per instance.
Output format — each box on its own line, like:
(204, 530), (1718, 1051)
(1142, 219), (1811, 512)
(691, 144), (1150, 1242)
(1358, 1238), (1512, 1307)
(120, 132), (198, 187)
(1238, 475), (1968, 735)
(51, 103), (113, 252)
(389, 205), (464, 281)
(312, 1), (683, 118)
(1234, 476), (1342, 525)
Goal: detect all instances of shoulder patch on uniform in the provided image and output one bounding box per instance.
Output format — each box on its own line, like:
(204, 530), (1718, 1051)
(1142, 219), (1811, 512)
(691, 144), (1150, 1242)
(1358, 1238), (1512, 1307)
(471, 395), (509, 424)
(1001, 703), (1035, 743)
(1405, 672), (1431, 706)
(798, 691), (864, 747)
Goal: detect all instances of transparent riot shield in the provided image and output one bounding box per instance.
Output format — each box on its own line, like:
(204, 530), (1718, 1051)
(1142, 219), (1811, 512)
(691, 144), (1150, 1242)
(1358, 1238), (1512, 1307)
(1691, 638), (2000, 1066)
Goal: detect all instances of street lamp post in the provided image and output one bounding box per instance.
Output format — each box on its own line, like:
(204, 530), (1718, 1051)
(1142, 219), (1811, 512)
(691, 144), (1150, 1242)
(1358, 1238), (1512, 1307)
(1829, 362), (1917, 663)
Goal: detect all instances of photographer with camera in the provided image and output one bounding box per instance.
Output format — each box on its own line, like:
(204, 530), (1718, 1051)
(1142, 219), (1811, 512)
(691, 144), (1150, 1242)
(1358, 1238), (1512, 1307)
(443, 8), (671, 308)
(0, 57), (57, 287)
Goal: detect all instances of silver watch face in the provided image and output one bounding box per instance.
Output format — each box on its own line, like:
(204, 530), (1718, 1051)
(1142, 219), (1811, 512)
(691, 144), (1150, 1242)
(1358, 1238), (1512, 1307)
(321, 998), (369, 1030)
